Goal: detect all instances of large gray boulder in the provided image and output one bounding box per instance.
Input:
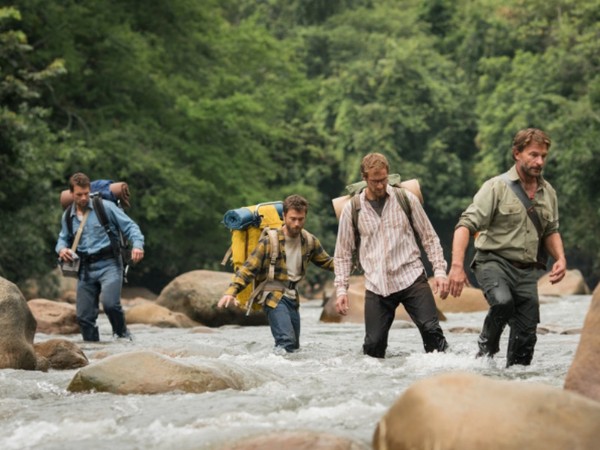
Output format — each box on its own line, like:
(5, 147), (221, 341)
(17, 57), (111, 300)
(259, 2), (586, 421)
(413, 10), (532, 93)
(0, 277), (40, 370)
(156, 270), (267, 327)
(373, 371), (600, 450)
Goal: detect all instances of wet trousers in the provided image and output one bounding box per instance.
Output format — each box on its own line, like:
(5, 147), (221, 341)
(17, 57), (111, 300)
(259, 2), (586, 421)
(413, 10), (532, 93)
(363, 273), (448, 358)
(473, 252), (541, 367)
(76, 258), (128, 341)
(265, 296), (300, 352)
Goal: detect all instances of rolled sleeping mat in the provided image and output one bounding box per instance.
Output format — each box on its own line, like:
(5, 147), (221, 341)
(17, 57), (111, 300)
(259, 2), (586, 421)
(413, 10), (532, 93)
(331, 178), (423, 220)
(60, 181), (130, 209)
(222, 202), (284, 230)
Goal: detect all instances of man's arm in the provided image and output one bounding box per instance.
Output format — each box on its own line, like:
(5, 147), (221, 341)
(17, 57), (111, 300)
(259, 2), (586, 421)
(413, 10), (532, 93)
(447, 226), (471, 298)
(309, 236), (334, 272)
(218, 236), (268, 308)
(334, 202), (355, 315)
(544, 232), (566, 284)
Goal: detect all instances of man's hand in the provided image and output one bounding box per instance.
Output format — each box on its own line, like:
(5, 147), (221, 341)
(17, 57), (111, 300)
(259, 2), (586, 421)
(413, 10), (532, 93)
(58, 248), (74, 262)
(448, 264), (470, 298)
(131, 248), (144, 264)
(335, 294), (349, 315)
(549, 258), (567, 284)
(434, 276), (450, 300)
(218, 295), (239, 309)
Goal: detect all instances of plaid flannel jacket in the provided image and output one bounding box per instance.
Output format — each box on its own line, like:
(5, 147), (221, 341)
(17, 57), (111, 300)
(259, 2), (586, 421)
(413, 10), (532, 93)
(225, 228), (334, 308)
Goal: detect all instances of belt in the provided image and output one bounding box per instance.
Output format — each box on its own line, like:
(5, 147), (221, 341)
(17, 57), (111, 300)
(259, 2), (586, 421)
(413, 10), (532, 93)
(507, 259), (540, 270)
(78, 246), (115, 264)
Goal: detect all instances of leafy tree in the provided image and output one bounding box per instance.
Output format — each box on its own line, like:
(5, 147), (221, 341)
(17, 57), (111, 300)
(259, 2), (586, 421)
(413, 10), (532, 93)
(0, 6), (78, 284)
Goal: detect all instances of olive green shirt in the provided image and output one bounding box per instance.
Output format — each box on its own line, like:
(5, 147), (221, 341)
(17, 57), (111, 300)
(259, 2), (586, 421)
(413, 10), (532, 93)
(456, 165), (559, 263)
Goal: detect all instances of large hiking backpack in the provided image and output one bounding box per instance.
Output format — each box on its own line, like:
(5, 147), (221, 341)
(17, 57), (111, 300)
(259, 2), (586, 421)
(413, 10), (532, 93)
(60, 180), (133, 282)
(221, 201), (315, 314)
(331, 174), (423, 272)
(221, 202), (284, 313)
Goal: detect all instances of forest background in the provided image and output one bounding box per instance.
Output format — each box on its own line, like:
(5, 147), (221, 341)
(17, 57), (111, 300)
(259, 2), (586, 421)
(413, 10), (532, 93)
(2, 0), (600, 296)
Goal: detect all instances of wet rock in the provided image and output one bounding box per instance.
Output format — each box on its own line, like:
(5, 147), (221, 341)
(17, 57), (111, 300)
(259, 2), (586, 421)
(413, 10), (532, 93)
(156, 270), (267, 327)
(126, 300), (201, 328)
(0, 277), (41, 370)
(34, 339), (88, 370)
(220, 430), (368, 450)
(374, 371), (600, 450)
(429, 279), (488, 313)
(67, 350), (246, 394)
(319, 276), (444, 323)
(564, 288), (600, 402)
(27, 299), (79, 334)
(538, 269), (590, 296)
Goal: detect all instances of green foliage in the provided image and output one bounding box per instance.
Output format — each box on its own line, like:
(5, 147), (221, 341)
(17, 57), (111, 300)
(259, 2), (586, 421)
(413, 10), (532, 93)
(3, 0), (600, 289)
(0, 7), (77, 283)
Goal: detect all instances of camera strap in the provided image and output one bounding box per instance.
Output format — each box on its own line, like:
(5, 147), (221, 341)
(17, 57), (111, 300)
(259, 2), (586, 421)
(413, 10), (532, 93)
(70, 209), (90, 253)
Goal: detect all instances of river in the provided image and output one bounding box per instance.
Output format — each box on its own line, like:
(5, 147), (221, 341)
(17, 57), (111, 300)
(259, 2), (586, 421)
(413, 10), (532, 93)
(0, 294), (591, 449)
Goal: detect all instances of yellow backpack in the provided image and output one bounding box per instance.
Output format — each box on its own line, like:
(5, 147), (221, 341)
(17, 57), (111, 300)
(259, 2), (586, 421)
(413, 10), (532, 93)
(221, 202), (284, 312)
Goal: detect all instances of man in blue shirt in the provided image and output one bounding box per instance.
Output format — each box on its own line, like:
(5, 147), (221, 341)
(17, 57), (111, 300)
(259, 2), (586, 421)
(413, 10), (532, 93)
(56, 173), (145, 341)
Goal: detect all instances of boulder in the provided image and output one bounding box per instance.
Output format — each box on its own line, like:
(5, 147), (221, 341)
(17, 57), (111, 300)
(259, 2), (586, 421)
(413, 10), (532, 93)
(0, 277), (41, 370)
(429, 279), (488, 313)
(34, 339), (88, 370)
(67, 350), (246, 394)
(538, 269), (590, 296)
(27, 298), (79, 334)
(156, 270), (267, 327)
(126, 300), (201, 328)
(220, 430), (368, 450)
(374, 372), (600, 450)
(564, 288), (600, 402)
(320, 276), (445, 323)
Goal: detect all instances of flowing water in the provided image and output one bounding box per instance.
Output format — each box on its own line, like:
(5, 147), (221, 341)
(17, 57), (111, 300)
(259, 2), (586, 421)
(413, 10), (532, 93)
(0, 295), (591, 450)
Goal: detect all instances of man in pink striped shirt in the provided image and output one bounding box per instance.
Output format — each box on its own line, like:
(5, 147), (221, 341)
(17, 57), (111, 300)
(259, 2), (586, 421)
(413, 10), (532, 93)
(334, 153), (450, 358)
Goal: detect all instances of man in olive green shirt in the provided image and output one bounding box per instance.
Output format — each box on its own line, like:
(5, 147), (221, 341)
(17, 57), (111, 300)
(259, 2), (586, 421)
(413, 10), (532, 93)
(447, 128), (567, 367)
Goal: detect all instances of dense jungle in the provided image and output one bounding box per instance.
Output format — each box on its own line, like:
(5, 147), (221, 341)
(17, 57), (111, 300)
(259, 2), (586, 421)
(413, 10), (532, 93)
(2, 0), (600, 294)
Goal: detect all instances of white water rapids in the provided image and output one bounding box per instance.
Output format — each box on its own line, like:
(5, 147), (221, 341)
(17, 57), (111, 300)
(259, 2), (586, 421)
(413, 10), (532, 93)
(0, 295), (590, 449)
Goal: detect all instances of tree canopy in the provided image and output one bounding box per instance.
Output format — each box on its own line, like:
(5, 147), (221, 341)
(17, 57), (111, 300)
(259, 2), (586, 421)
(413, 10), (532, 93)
(2, 0), (600, 292)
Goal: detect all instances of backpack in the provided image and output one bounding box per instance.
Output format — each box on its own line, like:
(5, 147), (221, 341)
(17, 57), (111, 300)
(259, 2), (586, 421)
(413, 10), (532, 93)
(331, 174), (423, 273)
(61, 180), (133, 282)
(221, 201), (314, 314)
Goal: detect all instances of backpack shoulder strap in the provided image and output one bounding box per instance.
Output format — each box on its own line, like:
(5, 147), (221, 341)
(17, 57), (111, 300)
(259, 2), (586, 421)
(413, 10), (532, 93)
(92, 195), (110, 231)
(266, 227), (279, 281)
(350, 194), (361, 247)
(392, 187), (419, 242)
(301, 229), (315, 259)
(64, 206), (74, 238)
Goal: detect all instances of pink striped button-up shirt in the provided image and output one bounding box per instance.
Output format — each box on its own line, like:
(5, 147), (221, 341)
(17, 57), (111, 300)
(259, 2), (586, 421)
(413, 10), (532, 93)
(334, 185), (447, 298)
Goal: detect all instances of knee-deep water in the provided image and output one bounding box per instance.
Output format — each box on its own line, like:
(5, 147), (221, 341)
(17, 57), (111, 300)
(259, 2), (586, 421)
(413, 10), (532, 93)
(0, 295), (591, 449)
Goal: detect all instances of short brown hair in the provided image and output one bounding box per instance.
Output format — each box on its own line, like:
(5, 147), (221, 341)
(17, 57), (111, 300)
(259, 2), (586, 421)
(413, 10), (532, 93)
(69, 172), (91, 192)
(360, 153), (389, 177)
(512, 128), (551, 159)
(283, 194), (309, 214)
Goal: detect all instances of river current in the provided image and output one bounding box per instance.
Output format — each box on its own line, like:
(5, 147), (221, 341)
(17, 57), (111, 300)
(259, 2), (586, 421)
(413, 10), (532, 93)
(0, 294), (591, 449)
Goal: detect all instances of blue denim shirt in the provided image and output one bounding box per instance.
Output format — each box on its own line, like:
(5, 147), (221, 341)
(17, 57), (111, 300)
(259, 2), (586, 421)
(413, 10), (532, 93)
(55, 199), (144, 255)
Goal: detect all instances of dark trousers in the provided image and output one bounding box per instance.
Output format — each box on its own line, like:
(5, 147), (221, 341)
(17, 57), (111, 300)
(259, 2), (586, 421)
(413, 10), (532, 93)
(473, 253), (540, 367)
(363, 274), (447, 358)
